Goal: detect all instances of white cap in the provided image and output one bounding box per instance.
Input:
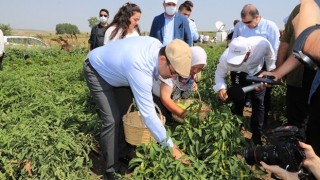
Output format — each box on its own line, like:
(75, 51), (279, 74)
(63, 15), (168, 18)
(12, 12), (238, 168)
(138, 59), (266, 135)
(164, 0), (178, 4)
(226, 36), (250, 65)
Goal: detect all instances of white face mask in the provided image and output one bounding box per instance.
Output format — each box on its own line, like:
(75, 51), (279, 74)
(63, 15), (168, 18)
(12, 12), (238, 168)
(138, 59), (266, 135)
(165, 6), (176, 16)
(99, 16), (108, 23)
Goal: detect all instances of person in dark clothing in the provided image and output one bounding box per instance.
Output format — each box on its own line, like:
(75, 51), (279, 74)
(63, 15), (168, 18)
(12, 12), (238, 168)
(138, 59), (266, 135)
(88, 8), (109, 51)
(0, 29), (4, 71)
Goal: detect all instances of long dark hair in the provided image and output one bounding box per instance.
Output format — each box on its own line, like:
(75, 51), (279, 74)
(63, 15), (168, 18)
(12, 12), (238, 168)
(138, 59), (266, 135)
(107, 2), (141, 40)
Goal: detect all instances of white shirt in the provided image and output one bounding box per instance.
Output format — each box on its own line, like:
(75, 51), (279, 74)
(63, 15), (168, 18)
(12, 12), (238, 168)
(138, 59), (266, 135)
(88, 36), (173, 147)
(0, 30), (4, 56)
(103, 26), (139, 44)
(232, 17), (280, 54)
(188, 19), (199, 42)
(213, 36), (276, 92)
(163, 14), (175, 46)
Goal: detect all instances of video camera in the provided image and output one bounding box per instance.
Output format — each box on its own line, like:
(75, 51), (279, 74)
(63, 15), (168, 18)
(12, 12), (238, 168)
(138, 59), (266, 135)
(244, 126), (306, 172)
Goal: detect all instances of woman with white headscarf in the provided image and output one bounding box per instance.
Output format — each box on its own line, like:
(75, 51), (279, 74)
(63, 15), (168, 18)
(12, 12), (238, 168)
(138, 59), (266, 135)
(152, 46), (207, 123)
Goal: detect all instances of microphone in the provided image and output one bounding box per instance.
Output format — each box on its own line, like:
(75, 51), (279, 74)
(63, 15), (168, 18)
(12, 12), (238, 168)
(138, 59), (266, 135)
(242, 83), (261, 93)
(227, 83), (260, 102)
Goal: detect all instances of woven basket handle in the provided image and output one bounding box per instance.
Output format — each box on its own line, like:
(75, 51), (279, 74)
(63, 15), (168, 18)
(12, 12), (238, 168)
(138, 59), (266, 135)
(126, 102), (163, 117)
(195, 90), (202, 102)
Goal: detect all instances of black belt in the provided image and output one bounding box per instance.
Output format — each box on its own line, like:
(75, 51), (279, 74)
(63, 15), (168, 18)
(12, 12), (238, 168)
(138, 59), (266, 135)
(85, 58), (94, 69)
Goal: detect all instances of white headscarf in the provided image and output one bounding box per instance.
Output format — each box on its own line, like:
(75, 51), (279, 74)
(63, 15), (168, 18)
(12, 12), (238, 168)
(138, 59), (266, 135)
(190, 46), (207, 67)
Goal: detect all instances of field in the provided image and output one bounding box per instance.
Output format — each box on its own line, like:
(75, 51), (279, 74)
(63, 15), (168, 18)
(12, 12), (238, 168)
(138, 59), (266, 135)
(0, 31), (287, 179)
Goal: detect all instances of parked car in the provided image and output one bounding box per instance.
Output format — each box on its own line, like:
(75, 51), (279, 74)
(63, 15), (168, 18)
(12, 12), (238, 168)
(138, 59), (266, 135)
(4, 36), (49, 48)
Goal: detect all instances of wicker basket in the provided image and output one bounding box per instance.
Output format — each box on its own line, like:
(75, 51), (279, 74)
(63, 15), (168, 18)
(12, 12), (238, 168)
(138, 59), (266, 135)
(123, 103), (166, 146)
(173, 91), (211, 123)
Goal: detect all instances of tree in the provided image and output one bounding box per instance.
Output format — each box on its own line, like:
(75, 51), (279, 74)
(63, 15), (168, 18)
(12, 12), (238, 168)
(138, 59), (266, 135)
(0, 24), (12, 35)
(88, 17), (99, 28)
(55, 23), (80, 35)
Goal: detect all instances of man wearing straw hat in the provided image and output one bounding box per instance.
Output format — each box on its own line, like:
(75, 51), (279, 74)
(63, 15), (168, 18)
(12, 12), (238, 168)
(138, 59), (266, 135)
(83, 36), (191, 180)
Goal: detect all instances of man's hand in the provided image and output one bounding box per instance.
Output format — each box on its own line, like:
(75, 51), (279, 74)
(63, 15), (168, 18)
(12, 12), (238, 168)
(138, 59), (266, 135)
(255, 71), (282, 91)
(172, 145), (190, 165)
(218, 89), (228, 101)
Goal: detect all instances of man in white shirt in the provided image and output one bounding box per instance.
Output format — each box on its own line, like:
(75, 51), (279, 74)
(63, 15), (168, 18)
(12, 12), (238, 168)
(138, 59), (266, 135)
(213, 36), (275, 145)
(83, 37), (191, 179)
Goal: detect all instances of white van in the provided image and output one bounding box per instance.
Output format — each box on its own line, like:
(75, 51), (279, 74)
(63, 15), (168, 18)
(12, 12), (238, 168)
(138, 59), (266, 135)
(4, 36), (49, 48)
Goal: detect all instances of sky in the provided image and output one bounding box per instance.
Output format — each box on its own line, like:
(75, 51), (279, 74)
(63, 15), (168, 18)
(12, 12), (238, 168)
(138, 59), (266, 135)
(0, 0), (299, 33)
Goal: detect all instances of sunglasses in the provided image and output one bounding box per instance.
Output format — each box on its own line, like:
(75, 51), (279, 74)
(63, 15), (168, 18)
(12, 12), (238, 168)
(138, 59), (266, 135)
(243, 19), (253, 24)
(100, 14), (108, 17)
(243, 16), (257, 24)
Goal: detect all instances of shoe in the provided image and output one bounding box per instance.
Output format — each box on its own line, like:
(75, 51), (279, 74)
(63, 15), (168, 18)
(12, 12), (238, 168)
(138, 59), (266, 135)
(103, 172), (115, 180)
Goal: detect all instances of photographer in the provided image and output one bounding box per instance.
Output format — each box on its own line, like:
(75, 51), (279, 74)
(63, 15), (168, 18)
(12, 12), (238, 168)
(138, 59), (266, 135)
(260, 142), (320, 180)
(259, 0), (320, 157)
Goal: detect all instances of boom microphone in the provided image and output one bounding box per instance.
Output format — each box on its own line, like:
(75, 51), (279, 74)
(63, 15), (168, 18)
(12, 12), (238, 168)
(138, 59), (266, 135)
(227, 83), (260, 102)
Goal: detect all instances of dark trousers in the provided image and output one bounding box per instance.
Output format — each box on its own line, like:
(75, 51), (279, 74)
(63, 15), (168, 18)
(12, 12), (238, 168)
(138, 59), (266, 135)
(230, 72), (265, 145)
(263, 87), (271, 128)
(306, 85), (320, 156)
(286, 67), (315, 129)
(0, 53), (4, 70)
(286, 85), (310, 128)
(83, 59), (133, 173)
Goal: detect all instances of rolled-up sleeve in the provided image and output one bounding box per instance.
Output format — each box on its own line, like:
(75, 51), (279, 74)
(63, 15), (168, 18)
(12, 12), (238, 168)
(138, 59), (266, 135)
(213, 50), (229, 92)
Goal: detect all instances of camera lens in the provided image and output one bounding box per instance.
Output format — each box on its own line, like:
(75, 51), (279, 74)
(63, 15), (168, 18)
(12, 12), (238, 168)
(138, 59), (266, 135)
(244, 146), (278, 165)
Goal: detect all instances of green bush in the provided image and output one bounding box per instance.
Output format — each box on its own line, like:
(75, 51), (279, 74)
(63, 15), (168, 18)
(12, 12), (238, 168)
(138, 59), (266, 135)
(0, 24), (12, 36)
(56, 23), (80, 35)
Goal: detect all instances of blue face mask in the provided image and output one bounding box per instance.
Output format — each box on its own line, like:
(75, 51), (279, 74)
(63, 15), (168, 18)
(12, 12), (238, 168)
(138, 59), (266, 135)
(315, 0), (320, 6)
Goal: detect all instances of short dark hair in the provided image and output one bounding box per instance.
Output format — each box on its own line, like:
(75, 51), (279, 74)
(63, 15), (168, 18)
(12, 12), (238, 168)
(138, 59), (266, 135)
(241, 4), (259, 19)
(99, 9), (109, 16)
(159, 46), (166, 57)
(183, 1), (193, 8)
(178, 3), (192, 12)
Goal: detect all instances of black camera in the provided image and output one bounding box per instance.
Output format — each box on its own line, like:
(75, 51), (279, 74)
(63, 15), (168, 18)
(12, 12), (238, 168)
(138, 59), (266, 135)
(244, 126), (306, 172)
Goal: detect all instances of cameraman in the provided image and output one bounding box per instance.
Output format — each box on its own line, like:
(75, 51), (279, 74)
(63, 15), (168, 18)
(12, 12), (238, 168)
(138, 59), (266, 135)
(260, 0), (320, 157)
(260, 142), (320, 180)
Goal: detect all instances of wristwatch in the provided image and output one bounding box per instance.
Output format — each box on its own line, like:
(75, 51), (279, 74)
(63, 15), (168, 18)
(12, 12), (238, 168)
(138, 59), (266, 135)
(292, 24), (320, 70)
